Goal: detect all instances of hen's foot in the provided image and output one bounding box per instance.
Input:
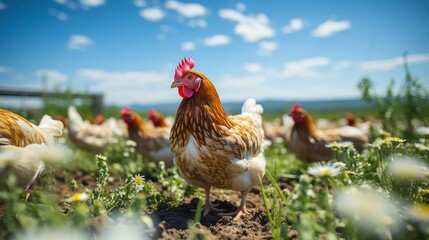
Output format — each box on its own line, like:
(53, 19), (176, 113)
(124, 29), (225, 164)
(218, 205), (249, 219)
(203, 202), (224, 216)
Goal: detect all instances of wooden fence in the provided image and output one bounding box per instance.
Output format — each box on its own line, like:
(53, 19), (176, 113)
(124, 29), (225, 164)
(0, 89), (104, 114)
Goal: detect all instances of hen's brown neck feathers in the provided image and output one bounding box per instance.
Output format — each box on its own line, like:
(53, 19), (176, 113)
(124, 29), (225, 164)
(294, 110), (319, 136)
(128, 113), (149, 132)
(177, 71), (233, 129)
(171, 71), (234, 146)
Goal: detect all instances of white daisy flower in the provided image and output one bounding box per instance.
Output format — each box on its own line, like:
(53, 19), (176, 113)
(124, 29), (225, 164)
(134, 175), (145, 192)
(332, 162), (347, 169)
(126, 140), (137, 147)
(414, 143), (429, 151)
(308, 162), (341, 177)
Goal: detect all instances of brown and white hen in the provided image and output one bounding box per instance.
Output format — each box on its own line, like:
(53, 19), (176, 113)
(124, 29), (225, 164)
(120, 107), (174, 167)
(288, 104), (368, 162)
(169, 57), (266, 217)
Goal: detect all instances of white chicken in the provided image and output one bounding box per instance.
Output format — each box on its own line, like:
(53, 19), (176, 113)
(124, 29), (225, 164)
(67, 106), (123, 152)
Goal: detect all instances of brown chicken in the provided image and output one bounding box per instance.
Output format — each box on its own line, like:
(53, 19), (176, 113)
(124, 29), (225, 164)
(169, 57), (266, 217)
(0, 109), (64, 189)
(288, 104), (368, 162)
(148, 109), (169, 127)
(120, 107), (174, 167)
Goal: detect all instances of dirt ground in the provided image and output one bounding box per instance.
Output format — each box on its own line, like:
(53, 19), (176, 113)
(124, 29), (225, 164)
(1, 172), (296, 239)
(150, 188), (271, 239)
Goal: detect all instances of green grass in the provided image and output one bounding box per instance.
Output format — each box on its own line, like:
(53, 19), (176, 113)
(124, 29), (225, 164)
(1, 59), (428, 239)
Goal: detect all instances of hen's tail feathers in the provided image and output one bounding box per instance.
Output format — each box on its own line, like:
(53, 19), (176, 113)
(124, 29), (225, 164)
(242, 98), (264, 115)
(38, 115), (64, 137)
(67, 106), (84, 126)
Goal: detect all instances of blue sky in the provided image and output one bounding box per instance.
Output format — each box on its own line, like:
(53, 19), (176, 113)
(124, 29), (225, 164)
(0, 0), (428, 106)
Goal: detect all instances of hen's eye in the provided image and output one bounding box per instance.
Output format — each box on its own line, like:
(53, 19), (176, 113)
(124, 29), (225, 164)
(187, 75), (192, 80)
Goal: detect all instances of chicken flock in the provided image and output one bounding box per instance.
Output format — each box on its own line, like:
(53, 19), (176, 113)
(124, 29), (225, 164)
(0, 57), (380, 218)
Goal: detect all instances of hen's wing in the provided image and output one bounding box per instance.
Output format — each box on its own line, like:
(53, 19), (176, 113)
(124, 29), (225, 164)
(190, 99), (265, 190)
(132, 126), (173, 166)
(0, 109), (63, 147)
(289, 128), (336, 162)
(322, 126), (368, 151)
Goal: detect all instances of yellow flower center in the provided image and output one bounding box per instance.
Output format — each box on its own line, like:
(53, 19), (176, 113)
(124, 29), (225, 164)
(320, 168), (330, 176)
(71, 193), (82, 202)
(135, 176), (144, 185)
(411, 204), (429, 219)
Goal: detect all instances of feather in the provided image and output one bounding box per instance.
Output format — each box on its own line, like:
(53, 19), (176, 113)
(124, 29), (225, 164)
(170, 63), (266, 216)
(288, 105), (368, 162)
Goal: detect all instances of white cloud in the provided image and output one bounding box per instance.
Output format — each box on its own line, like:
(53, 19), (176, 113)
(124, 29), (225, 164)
(333, 60), (352, 70)
(0, 65), (12, 73)
(79, 0), (105, 8)
(236, 3), (246, 12)
(203, 35), (231, 46)
(54, 0), (77, 9)
(49, 8), (68, 21)
(360, 54), (429, 72)
(182, 41), (196, 51)
(282, 18), (303, 34)
(243, 63), (262, 73)
(36, 69), (69, 85)
(188, 19), (207, 28)
(165, 0), (207, 18)
(0, 1), (6, 10)
(218, 9), (275, 42)
(134, 0), (146, 8)
(258, 41), (277, 56)
(139, 8), (166, 22)
(77, 69), (168, 83)
(312, 19), (351, 38)
(68, 35), (93, 50)
(282, 57), (330, 78)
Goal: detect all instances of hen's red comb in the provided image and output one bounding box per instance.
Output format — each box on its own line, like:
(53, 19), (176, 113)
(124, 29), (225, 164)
(148, 109), (156, 118)
(120, 107), (131, 116)
(174, 57), (194, 80)
(290, 104), (301, 114)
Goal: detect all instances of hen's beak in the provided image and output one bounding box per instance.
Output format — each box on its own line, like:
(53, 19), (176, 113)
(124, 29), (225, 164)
(170, 80), (183, 88)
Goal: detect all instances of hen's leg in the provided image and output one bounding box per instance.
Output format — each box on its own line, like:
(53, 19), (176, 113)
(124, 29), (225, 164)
(218, 190), (249, 218)
(202, 186), (223, 216)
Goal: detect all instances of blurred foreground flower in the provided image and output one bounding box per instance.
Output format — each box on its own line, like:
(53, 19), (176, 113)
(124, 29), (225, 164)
(387, 155), (429, 181)
(308, 162), (341, 177)
(100, 219), (150, 240)
(335, 186), (400, 229)
(15, 227), (88, 240)
(408, 203), (429, 223)
(39, 143), (72, 163)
